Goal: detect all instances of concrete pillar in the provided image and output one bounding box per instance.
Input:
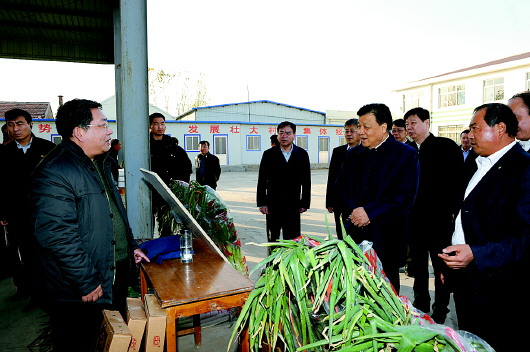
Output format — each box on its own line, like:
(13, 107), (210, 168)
(114, 0), (152, 238)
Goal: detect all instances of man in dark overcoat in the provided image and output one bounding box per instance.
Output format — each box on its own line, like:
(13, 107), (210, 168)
(257, 121), (311, 242)
(326, 118), (360, 239)
(337, 104), (419, 293)
(405, 107), (464, 323)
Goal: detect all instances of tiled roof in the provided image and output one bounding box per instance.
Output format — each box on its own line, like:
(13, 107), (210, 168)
(0, 102), (52, 119)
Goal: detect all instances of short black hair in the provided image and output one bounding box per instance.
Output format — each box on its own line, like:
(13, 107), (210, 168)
(277, 121), (296, 134)
(344, 118), (359, 127)
(460, 129), (470, 136)
(111, 139), (120, 147)
(404, 107), (430, 122)
(270, 134), (279, 145)
(474, 103), (518, 137)
(510, 91), (530, 115)
(393, 118), (406, 128)
(149, 112), (165, 124)
(5, 108), (32, 124)
(199, 140), (210, 147)
(356, 103), (393, 131)
(56, 99), (102, 138)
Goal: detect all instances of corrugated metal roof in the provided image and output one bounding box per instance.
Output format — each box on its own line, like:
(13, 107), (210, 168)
(179, 100), (326, 119)
(0, 101), (52, 119)
(0, 0), (114, 64)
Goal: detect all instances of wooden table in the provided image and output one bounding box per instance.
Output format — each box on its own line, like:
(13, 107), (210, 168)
(140, 237), (254, 352)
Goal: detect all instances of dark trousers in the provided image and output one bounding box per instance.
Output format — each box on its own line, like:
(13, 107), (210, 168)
(410, 240), (451, 314)
(48, 301), (107, 352)
(450, 267), (528, 352)
(333, 211), (346, 240)
(266, 207), (301, 242)
(5, 221), (36, 294)
(47, 259), (135, 352)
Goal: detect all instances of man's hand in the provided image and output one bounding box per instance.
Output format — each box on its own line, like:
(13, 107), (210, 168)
(259, 206), (268, 215)
(82, 284), (102, 303)
(350, 207), (370, 227)
(327, 207), (333, 213)
(0, 220), (8, 226)
(438, 244), (474, 269)
(134, 248), (150, 264)
(299, 208), (307, 213)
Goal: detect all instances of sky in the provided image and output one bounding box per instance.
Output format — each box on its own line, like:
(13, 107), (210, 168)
(1, 0), (529, 117)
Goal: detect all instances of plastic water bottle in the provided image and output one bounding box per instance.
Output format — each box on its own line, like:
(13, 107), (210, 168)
(180, 229), (193, 263)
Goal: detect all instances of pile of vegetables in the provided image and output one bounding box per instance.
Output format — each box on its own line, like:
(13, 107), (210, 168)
(228, 235), (490, 352)
(157, 180), (248, 276)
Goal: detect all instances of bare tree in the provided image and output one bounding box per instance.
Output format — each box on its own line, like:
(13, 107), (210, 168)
(148, 68), (209, 116)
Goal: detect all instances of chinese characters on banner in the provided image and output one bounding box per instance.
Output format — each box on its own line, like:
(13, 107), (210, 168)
(38, 123), (52, 133)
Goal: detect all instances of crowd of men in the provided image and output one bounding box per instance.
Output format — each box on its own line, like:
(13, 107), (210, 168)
(1, 91), (529, 352)
(257, 92), (530, 352)
(0, 104), (220, 351)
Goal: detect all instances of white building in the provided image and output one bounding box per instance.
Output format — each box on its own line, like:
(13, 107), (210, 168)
(5, 100), (345, 169)
(393, 52), (530, 142)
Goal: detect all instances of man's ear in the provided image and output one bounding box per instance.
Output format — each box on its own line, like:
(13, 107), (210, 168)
(29, 122), (33, 129)
(72, 126), (85, 142)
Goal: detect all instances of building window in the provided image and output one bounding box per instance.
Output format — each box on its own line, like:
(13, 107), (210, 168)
(483, 78), (504, 102)
(439, 84), (465, 108)
(246, 135), (261, 151)
(339, 136), (346, 145)
(403, 91), (425, 113)
(296, 135), (308, 150)
(438, 124), (466, 144)
(51, 134), (62, 145)
(184, 135), (200, 151)
(526, 73), (530, 91)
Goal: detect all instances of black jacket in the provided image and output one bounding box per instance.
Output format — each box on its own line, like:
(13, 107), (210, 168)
(256, 145), (311, 210)
(409, 134), (464, 248)
(325, 144), (348, 209)
(336, 135), (419, 267)
(31, 140), (137, 304)
(0, 135), (55, 221)
(195, 152), (221, 189)
(150, 134), (192, 184)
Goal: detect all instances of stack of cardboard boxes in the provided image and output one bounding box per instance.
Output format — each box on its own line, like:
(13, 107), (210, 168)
(95, 295), (166, 352)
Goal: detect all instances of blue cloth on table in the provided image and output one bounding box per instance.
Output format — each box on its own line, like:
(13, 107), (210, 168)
(139, 236), (181, 263)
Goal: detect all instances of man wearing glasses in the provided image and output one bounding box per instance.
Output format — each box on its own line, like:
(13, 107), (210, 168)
(0, 108), (55, 307)
(326, 118), (360, 239)
(30, 99), (149, 352)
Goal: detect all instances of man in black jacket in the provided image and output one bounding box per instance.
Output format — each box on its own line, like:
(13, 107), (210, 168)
(337, 104), (419, 292)
(149, 112), (192, 236)
(405, 107), (464, 323)
(195, 140), (221, 189)
(0, 108), (55, 301)
(149, 112), (192, 183)
(257, 121), (311, 243)
(31, 99), (149, 352)
(326, 118), (360, 239)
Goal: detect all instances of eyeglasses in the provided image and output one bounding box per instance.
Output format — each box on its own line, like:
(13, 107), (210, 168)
(87, 122), (110, 130)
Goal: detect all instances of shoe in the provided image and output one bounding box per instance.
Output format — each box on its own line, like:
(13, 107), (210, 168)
(431, 305), (449, 324)
(412, 299), (430, 314)
(430, 310), (447, 324)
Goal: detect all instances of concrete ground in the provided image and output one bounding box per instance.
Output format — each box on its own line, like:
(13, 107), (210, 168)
(0, 169), (456, 351)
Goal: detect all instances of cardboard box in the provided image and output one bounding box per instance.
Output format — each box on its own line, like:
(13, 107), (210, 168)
(126, 298), (147, 352)
(143, 294), (166, 352)
(95, 310), (133, 352)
